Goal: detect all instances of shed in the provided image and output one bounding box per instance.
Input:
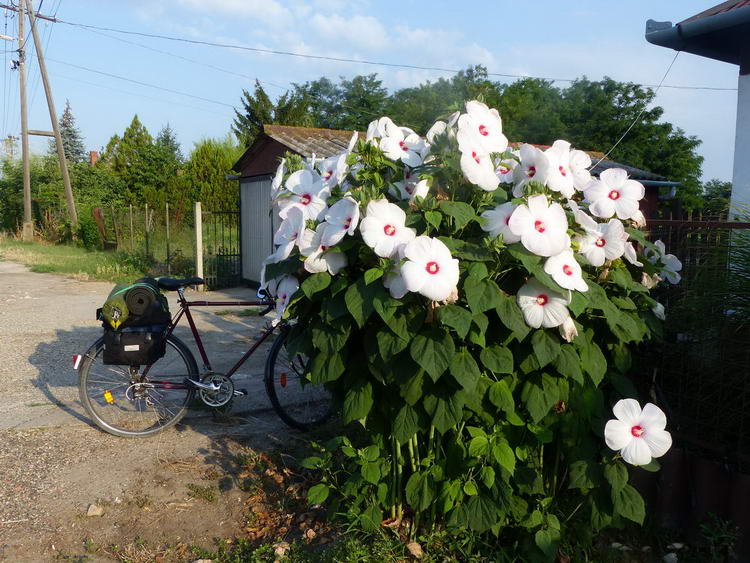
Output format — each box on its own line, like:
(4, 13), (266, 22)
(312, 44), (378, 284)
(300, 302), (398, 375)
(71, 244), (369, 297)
(645, 1), (750, 216)
(234, 125), (676, 284)
(233, 124), (358, 284)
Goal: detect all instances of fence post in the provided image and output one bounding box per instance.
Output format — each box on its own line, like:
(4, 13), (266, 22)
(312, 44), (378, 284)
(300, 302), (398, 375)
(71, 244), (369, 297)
(144, 204), (150, 259)
(165, 202), (171, 275)
(194, 201), (204, 292)
(129, 204), (134, 251)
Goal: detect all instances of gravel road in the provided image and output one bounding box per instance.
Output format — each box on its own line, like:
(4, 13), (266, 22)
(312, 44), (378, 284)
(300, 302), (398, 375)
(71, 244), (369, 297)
(0, 260), (295, 561)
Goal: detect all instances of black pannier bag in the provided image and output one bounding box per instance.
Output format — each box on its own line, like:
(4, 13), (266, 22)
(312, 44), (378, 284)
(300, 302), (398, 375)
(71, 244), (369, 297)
(102, 325), (168, 366)
(99, 277), (172, 366)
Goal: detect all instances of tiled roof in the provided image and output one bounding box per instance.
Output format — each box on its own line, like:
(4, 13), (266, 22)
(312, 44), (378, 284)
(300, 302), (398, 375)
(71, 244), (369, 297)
(263, 124), (359, 158)
(680, 0), (750, 24)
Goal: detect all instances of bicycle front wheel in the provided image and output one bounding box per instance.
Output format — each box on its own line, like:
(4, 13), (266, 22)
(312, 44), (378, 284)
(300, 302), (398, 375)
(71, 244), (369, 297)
(78, 334), (198, 438)
(264, 329), (334, 431)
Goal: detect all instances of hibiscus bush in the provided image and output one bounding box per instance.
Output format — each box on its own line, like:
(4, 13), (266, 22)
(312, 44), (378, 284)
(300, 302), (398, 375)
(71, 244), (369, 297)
(263, 101), (682, 560)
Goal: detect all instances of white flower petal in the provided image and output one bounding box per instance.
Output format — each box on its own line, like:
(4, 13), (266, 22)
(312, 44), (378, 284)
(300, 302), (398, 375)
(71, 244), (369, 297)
(621, 437), (652, 466)
(613, 398), (643, 427)
(605, 419), (633, 451)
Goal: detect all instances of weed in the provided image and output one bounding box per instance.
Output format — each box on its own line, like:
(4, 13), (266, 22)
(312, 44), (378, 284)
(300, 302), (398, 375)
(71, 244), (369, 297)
(130, 494), (152, 509)
(187, 483), (218, 502)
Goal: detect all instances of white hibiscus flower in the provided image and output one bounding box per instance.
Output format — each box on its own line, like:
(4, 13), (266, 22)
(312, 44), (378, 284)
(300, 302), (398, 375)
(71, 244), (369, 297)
(379, 120), (425, 167)
(517, 278), (571, 329)
(544, 249), (588, 292)
(584, 168), (645, 220)
(457, 100), (508, 155)
(545, 140), (577, 199)
(317, 153), (348, 191)
(271, 204), (305, 261)
(605, 399), (672, 466)
(495, 154), (518, 184)
(267, 275), (299, 319)
(459, 147), (500, 192)
(480, 202), (521, 244)
(359, 199), (416, 258)
(645, 240), (682, 285)
(512, 144), (550, 197)
(574, 218), (627, 267)
(508, 194), (570, 257)
(321, 196), (360, 247)
(271, 158), (285, 200)
(391, 169), (430, 201)
(299, 225), (347, 275)
(280, 168), (329, 221)
(401, 236), (460, 302)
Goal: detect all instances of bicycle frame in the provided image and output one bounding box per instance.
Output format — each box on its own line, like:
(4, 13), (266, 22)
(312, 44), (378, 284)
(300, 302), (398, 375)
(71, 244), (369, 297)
(145, 288), (278, 389)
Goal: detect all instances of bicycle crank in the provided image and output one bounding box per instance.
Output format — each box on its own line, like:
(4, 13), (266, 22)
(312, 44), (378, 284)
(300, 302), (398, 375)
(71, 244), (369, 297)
(197, 373), (234, 408)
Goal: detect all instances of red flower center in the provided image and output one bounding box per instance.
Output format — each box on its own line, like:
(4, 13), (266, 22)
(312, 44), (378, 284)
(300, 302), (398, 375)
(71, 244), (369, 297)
(559, 165), (567, 177)
(383, 224), (396, 236)
(536, 294), (548, 306)
(505, 216), (511, 225)
(425, 261), (440, 275)
(534, 220), (546, 233)
(399, 140), (408, 152)
(498, 165), (510, 175)
(528, 166), (536, 178)
(608, 190), (620, 200)
(478, 124), (489, 136)
(631, 425), (645, 438)
(471, 151), (481, 164)
(300, 193), (312, 205)
(324, 170), (333, 180)
(321, 245), (328, 251)
(343, 218), (352, 229)
(563, 264), (573, 276)
(595, 238), (606, 248)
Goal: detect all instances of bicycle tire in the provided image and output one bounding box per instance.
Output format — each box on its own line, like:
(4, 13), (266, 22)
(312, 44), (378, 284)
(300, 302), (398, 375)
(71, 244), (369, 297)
(78, 334), (198, 438)
(264, 328), (334, 431)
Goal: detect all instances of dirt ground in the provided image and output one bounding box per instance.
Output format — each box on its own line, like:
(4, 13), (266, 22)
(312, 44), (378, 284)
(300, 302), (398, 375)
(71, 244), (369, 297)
(0, 261), (308, 562)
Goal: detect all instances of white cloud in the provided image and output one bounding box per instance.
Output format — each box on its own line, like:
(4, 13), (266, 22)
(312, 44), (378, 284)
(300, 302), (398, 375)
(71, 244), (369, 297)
(175, 0), (293, 28)
(309, 14), (388, 51)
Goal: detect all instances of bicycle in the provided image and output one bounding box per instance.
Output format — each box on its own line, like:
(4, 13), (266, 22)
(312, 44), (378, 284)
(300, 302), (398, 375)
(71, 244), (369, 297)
(75, 276), (333, 437)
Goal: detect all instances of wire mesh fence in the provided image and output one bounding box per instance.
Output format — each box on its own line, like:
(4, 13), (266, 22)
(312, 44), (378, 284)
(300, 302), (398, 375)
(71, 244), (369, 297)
(639, 219), (750, 471)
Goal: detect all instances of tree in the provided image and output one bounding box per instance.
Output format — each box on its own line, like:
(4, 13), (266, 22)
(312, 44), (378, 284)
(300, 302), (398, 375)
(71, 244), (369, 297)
(51, 100), (86, 163)
(183, 136), (243, 211)
(703, 178), (732, 217)
(296, 74), (389, 131)
(497, 78), (567, 144)
(155, 123), (183, 163)
(232, 81), (313, 147)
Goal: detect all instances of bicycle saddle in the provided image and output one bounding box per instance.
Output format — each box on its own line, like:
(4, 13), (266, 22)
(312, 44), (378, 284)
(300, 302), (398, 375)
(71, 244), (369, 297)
(157, 277), (205, 291)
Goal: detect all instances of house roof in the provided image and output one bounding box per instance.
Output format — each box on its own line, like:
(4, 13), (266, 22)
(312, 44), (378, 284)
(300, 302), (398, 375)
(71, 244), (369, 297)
(645, 2), (750, 66)
(264, 124), (358, 158)
(235, 124), (669, 184)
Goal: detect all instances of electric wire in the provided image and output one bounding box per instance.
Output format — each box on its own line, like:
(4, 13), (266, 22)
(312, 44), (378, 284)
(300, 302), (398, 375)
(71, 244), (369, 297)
(55, 18), (738, 92)
(594, 51), (681, 167)
(2, 7), (9, 138)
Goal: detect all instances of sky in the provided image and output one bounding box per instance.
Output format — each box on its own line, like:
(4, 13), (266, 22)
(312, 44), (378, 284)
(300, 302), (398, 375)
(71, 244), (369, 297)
(0, 0), (740, 182)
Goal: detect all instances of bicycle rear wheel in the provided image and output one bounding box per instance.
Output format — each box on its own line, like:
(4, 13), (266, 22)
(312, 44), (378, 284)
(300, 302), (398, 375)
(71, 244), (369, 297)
(78, 334), (198, 438)
(264, 328), (333, 431)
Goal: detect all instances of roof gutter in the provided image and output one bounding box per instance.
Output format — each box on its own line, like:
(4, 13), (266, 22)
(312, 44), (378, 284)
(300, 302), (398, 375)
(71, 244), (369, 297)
(641, 180), (681, 188)
(645, 6), (750, 54)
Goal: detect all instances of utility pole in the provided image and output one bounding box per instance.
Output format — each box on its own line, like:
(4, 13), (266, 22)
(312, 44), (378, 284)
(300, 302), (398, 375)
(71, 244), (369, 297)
(25, 0), (77, 228)
(18, 0), (32, 241)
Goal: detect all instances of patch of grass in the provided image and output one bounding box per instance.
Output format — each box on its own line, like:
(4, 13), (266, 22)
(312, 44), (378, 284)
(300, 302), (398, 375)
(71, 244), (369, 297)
(0, 241), (148, 283)
(187, 483), (218, 502)
(214, 307), (265, 317)
(130, 493), (152, 509)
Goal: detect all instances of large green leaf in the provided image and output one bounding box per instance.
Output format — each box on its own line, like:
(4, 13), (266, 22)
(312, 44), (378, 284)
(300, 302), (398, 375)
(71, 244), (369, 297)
(449, 495), (500, 532)
(450, 348), (481, 392)
(612, 484), (645, 524)
(406, 471), (435, 512)
(345, 278), (379, 328)
(437, 304), (473, 339)
(604, 462), (628, 494)
(399, 369), (425, 406)
(361, 461), (381, 484)
(553, 344), (583, 384)
(506, 243), (542, 272)
(531, 330), (561, 368)
(439, 200), (477, 230)
(377, 328), (409, 361)
(438, 236), (494, 262)
(568, 460), (601, 489)
(464, 277), (502, 314)
(301, 272), (331, 298)
(488, 380), (515, 413)
(265, 258), (300, 281)
(535, 529), (558, 560)
(307, 483), (329, 505)
(372, 291), (400, 323)
(492, 442), (516, 475)
(521, 373), (559, 423)
(342, 381), (374, 423)
(496, 294), (531, 341)
(423, 393), (464, 434)
(578, 336), (607, 386)
(311, 319), (350, 355)
(410, 328), (455, 382)
(468, 436), (489, 457)
(360, 504), (383, 532)
(310, 352), (345, 384)
(393, 404), (419, 444)
(480, 345), (514, 374)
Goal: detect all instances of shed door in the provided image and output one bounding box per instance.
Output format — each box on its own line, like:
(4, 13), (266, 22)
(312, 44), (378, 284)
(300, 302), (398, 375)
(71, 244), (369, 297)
(240, 177), (275, 284)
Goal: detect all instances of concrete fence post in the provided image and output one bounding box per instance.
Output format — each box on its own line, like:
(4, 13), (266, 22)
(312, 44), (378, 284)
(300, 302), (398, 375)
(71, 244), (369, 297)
(194, 201), (204, 292)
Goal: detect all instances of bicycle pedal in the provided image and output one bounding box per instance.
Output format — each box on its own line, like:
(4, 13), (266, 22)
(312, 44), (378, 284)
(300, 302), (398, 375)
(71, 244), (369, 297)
(233, 389), (248, 397)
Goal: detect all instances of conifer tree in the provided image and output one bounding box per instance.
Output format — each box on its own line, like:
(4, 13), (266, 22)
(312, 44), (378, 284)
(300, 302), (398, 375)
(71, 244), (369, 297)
(50, 100), (86, 162)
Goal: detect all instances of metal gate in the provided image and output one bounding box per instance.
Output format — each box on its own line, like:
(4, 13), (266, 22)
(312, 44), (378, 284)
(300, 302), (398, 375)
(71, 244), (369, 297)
(203, 209), (241, 290)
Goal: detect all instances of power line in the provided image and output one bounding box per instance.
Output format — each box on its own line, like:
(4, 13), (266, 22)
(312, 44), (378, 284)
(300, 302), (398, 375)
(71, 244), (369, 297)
(594, 52), (680, 167)
(55, 18), (738, 93)
(44, 56), (236, 108)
